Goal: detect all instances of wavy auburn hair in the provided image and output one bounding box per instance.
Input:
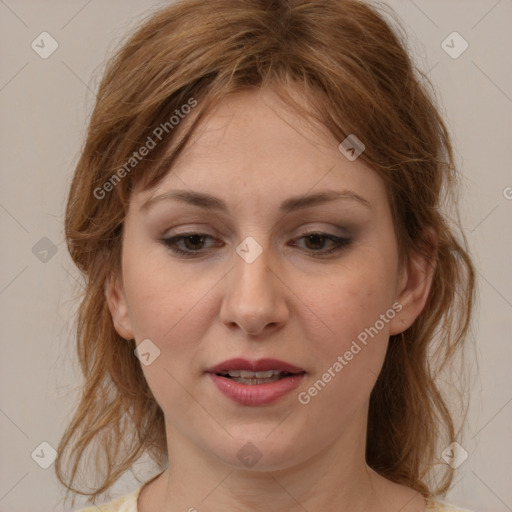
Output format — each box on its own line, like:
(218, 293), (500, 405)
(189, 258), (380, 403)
(56, 0), (476, 507)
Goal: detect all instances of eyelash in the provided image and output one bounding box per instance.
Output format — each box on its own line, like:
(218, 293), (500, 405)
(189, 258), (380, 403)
(160, 230), (352, 258)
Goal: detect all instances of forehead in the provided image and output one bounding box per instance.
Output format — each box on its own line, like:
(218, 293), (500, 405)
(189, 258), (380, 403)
(130, 88), (385, 213)
(170, 88), (338, 167)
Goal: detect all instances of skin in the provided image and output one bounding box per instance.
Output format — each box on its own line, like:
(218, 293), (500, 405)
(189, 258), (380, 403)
(105, 87), (435, 512)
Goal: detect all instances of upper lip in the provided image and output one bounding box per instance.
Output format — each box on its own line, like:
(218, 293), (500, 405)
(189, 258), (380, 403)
(206, 358), (305, 374)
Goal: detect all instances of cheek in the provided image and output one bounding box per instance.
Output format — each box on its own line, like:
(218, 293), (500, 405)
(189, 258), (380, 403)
(121, 238), (208, 340)
(297, 274), (394, 425)
(121, 252), (214, 410)
(296, 248), (398, 416)
(306, 256), (397, 355)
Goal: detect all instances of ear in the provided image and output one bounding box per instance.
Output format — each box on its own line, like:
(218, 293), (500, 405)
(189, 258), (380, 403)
(389, 233), (437, 336)
(104, 271), (135, 340)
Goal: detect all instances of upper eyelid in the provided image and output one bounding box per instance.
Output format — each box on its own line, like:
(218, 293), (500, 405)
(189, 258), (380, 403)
(163, 229), (349, 240)
(162, 221), (352, 236)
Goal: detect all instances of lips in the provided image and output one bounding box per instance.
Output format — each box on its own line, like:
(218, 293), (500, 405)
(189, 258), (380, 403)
(205, 358), (307, 405)
(206, 358), (305, 375)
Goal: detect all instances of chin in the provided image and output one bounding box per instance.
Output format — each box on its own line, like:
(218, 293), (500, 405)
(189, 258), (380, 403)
(209, 434), (308, 472)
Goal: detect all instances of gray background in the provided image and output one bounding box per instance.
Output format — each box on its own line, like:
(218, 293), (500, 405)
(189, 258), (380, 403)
(1, 1), (511, 511)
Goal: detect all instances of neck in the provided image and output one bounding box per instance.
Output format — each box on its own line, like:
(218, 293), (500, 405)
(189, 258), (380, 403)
(147, 404), (390, 512)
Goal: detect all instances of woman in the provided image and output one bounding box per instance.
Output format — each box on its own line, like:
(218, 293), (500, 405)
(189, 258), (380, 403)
(56, 0), (476, 511)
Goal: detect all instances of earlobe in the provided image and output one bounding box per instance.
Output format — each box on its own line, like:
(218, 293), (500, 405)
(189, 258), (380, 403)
(104, 272), (135, 340)
(388, 242), (437, 336)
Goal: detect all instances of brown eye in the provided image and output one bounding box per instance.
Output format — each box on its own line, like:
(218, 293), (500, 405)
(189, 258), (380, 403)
(293, 231), (352, 256)
(161, 233), (217, 257)
(180, 234), (208, 251)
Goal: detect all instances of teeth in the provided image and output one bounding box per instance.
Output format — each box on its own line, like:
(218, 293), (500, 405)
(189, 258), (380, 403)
(255, 370), (278, 378)
(233, 376), (282, 385)
(226, 370), (283, 378)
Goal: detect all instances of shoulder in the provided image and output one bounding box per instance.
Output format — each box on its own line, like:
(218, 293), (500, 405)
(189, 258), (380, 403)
(72, 487), (141, 512)
(426, 498), (475, 512)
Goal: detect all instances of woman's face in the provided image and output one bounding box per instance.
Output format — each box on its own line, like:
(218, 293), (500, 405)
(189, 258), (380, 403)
(107, 87), (430, 471)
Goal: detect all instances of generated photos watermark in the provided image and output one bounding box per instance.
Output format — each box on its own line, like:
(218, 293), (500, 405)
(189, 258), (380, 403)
(297, 301), (403, 405)
(93, 97), (198, 200)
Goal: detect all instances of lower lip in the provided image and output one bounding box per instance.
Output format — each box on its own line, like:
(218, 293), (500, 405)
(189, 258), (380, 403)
(207, 372), (306, 406)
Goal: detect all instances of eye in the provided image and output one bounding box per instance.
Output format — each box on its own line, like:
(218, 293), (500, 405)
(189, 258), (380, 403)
(160, 233), (217, 257)
(290, 230), (352, 257)
(160, 230), (352, 258)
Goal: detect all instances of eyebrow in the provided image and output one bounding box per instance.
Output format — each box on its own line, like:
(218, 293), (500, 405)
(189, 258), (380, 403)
(140, 189), (371, 213)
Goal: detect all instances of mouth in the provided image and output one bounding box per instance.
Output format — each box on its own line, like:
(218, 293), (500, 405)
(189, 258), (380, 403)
(214, 369), (304, 385)
(205, 357), (306, 386)
(205, 358), (307, 406)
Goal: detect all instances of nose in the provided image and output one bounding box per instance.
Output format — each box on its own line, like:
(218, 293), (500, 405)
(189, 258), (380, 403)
(219, 241), (288, 337)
